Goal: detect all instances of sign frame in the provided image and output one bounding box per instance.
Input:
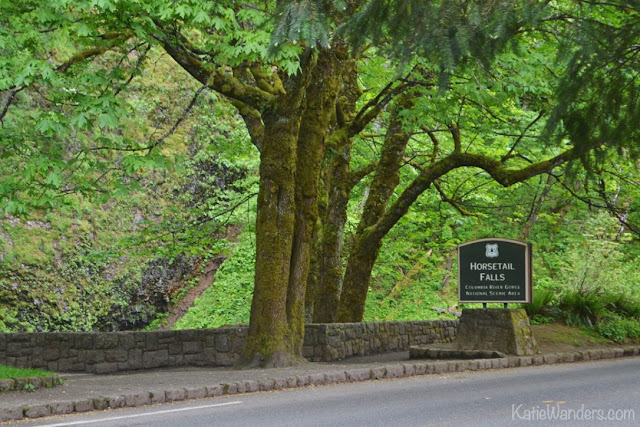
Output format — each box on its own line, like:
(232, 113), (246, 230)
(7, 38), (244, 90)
(457, 238), (532, 304)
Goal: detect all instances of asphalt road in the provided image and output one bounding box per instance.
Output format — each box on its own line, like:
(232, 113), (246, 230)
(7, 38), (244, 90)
(17, 358), (640, 427)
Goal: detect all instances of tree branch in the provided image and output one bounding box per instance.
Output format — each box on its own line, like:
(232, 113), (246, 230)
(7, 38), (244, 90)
(501, 111), (545, 162)
(349, 81), (413, 137)
(153, 24), (275, 110)
(433, 180), (475, 216)
(363, 139), (606, 247)
(0, 87), (24, 124)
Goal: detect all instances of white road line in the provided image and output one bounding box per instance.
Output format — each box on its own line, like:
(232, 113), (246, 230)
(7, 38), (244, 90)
(36, 400), (243, 426)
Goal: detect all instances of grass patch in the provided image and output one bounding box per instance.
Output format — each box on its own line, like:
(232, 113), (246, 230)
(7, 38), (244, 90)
(0, 364), (55, 380)
(532, 322), (610, 353)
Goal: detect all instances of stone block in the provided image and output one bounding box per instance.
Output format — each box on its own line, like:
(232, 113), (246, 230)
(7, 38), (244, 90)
(308, 373), (325, 385)
(272, 377), (287, 390)
(165, 389), (186, 402)
(215, 352), (237, 366)
(150, 390), (167, 404)
(371, 367), (386, 379)
(560, 352), (574, 363)
(0, 407), (23, 423)
(49, 402), (74, 415)
(94, 362), (119, 374)
(145, 333), (158, 351)
(463, 360), (480, 371)
(95, 334), (119, 349)
(183, 354), (203, 365)
(105, 349), (129, 363)
(402, 363), (415, 376)
(588, 349), (602, 360)
(531, 355), (544, 366)
(125, 393), (151, 407)
(600, 348), (615, 359)
(74, 399), (95, 413)
(432, 361), (449, 373)
(183, 341), (202, 354)
(6, 342), (31, 357)
(222, 383), (238, 394)
(128, 349), (143, 369)
(346, 368), (372, 382)
(186, 387), (207, 399)
(385, 365), (405, 378)
(206, 385), (223, 397)
(75, 334), (95, 349)
(455, 309), (537, 356)
(92, 397), (110, 411)
(302, 345), (314, 359)
(25, 404), (51, 419)
(507, 356), (520, 368)
(168, 342), (183, 355)
(109, 396), (126, 409)
(142, 350), (169, 369)
(85, 350), (105, 364)
(118, 332), (136, 350)
(179, 329), (198, 341)
(0, 379), (15, 392)
(519, 356), (533, 366)
(42, 348), (59, 362)
(324, 371), (346, 383)
(245, 380), (260, 392)
(286, 376), (298, 388)
(157, 331), (177, 345)
(447, 361), (460, 372)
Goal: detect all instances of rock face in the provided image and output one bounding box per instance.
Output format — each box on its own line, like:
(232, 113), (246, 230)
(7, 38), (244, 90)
(454, 308), (538, 356)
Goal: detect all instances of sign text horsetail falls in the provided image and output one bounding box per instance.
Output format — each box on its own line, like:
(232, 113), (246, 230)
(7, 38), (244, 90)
(458, 238), (532, 303)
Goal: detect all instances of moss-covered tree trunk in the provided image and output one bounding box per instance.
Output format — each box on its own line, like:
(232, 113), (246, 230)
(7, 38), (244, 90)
(310, 58), (363, 323)
(238, 54), (316, 368)
(286, 49), (341, 353)
(312, 133), (352, 322)
(335, 105), (411, 322)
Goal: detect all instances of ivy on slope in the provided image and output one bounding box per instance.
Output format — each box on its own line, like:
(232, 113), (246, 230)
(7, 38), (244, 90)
(174, 229), (256, 330)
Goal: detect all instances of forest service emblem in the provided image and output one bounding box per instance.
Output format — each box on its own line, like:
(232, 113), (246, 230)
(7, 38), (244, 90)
(485, 243), (499, 258)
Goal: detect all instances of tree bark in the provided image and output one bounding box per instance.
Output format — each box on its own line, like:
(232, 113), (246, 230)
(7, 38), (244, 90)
(286, 49), (341, 352)
(238, 53), (316, 368)
(336, 104), (411, 322)
(312, 131), (352, 322)
(310, 56), (363, 323)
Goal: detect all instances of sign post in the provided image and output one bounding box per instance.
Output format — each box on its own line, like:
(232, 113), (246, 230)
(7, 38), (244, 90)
(458, 238), (532, 304)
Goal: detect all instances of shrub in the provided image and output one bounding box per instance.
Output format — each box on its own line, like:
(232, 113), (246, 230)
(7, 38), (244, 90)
(596, 315), (640, 343)
(522, 288), (559, 321)
(602, 292), (640, 319)
(559, 289), (605, 328)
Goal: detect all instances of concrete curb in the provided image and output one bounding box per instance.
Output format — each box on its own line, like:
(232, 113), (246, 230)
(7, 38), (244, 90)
(2, 345), (639, 423)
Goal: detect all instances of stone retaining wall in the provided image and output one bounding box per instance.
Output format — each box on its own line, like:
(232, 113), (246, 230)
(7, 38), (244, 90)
(303, 321), (457, 361)
(0, 320), (457, 373)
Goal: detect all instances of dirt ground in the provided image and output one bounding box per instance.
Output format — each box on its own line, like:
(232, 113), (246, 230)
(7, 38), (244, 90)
(532, 322), (639, 353)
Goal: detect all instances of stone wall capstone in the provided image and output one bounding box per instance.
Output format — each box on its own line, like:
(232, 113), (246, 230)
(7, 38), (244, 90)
(0, 320), (457, 373)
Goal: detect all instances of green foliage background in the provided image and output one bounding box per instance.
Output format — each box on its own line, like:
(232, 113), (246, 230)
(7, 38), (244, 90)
(1, 0), (638, 342)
